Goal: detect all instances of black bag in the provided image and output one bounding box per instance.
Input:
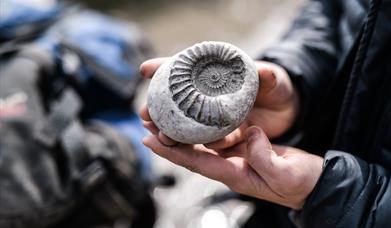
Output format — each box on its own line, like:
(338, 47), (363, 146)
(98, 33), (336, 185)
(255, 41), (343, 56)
(0, 45), (155, 228)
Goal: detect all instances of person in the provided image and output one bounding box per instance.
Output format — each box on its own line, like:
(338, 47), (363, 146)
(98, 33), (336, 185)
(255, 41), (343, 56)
(139, 0), (391, 227)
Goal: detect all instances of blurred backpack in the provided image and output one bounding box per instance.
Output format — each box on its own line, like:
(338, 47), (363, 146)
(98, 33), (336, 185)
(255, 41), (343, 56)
(0, 1), (155, 227)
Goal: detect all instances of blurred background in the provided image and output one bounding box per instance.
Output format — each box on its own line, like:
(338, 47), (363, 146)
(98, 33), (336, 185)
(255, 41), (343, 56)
(1, 0), (304, 228)
(84, 1), (305, 228)
(80, 0), (304, 57)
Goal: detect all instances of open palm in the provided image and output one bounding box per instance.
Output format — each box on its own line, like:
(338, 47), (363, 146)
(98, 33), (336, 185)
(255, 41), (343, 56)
(142, 125), (323, 209)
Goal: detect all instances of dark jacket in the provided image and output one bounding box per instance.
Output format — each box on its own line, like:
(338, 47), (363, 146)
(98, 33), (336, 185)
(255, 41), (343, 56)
(261, 0), (391, 227)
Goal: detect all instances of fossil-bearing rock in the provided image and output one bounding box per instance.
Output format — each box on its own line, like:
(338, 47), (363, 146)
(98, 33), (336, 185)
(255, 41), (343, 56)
(147, 41), (259, 144)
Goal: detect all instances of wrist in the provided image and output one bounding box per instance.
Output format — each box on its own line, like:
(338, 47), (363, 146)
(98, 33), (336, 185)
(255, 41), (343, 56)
(298, 154), (324, 209)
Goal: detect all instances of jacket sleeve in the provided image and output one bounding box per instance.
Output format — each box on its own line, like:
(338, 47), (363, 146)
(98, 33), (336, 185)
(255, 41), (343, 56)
(259, 0), (341, 125)
(299, 151), (391, 228)
(259, 1), (391, 227)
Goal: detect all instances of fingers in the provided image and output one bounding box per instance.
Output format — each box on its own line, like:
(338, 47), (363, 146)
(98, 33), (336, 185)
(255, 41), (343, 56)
(139, 105), (178, 145)
(158, 131), (178, 146)
(256, 61), (278, 96)
(142, 120), (159, 135)
(139, 105), (152, 121)
(139, 57), (168, 78)
(245, 126), (280, 179)
(214, 141), (247, 158)
(143, 135), (243, 186)
(142, 120), (178, 145)
(204, 124), (247, 150)
(258, 67), (277, 94)
(140, 105), (158, 134)
(254, 61), (298, 111)
(139, 57), (169, 140)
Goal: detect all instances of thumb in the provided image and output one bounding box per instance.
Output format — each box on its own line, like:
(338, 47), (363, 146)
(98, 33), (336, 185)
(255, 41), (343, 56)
(255, 61), (278, 98)
(139, 57), (168, 78)
(245, 126), (279, 179)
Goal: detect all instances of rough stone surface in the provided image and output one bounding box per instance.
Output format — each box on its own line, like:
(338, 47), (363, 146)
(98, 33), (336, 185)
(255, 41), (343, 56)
(147, 41), (259, 144)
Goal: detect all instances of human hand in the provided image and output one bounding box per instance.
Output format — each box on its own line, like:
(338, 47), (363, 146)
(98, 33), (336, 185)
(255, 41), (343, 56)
(143, 125), (323, 209)
(140, 58), (321, 208)
(139, 58), (299, 146)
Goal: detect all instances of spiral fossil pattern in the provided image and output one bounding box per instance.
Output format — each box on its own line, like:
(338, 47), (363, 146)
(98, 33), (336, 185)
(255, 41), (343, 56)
(169, 42), (246, 128)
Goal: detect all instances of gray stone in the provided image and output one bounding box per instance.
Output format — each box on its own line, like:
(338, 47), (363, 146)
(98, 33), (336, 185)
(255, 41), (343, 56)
(147, 41), (259, 144)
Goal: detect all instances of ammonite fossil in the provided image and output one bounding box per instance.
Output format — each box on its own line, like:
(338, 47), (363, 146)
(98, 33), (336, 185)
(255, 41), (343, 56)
(147, 41), (259, 144)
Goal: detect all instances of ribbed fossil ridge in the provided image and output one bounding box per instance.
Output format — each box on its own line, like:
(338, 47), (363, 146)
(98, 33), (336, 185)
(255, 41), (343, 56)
(169, 42), (246, 128)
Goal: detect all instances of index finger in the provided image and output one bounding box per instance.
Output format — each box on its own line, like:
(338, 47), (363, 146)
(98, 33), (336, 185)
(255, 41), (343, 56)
(139, 57), (168, 78)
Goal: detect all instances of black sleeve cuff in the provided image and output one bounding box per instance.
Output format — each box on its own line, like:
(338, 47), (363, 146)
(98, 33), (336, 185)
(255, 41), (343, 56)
(299, 150), (391, 228)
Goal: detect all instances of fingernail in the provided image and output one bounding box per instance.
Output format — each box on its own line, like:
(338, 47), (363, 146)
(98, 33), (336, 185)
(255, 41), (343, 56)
(271, 71), (277, 80)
